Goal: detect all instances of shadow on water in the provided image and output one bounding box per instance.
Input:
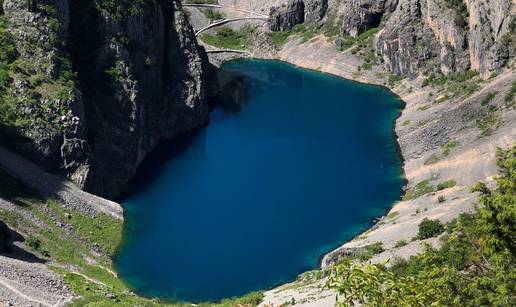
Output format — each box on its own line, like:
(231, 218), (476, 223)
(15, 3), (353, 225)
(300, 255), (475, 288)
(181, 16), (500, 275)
(119, 66), (260, 201)
(117, 129), (202, 201)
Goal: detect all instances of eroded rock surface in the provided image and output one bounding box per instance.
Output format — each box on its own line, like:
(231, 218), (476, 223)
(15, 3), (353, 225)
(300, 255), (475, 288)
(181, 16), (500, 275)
(2, 0), (214, 198)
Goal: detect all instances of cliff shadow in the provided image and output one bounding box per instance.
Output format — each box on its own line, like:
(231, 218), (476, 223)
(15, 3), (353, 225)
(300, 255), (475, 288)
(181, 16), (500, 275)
(117, 129), (203, 201)
(0, 221), (46, 264)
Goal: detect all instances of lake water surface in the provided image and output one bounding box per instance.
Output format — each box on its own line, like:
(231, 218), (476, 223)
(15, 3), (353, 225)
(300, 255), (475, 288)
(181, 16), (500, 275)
(116, 59), (404, 302)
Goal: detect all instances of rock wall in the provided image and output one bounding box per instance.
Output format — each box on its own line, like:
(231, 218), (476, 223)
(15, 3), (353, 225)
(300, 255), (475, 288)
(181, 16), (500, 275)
(269, 0), (329, 31)
(326, 0), (514, 77)
(1, 0), (213, 198)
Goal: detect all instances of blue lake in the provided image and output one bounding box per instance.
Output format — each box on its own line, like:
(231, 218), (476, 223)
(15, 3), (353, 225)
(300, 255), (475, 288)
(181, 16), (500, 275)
(115, 59), (404, 302)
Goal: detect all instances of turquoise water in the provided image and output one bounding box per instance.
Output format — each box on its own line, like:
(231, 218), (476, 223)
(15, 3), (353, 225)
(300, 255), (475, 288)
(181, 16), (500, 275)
(116, 59), (404, 302)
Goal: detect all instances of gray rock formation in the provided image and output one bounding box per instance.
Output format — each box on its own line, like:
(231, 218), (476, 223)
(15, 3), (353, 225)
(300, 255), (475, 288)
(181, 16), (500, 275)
(269, 0), (328, 31)
(304, 0), (329, 24)
(270, 0), (306, 31)
(340, 0), (397, 37)
(1, 0), (215, 198)
(327, 0), (514, 77)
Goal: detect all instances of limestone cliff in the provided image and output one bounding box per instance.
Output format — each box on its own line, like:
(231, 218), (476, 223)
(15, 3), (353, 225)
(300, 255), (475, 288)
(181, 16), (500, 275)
(267, 0), (514, 77)
(330, 0), (515, 77)
(0, 0), (213, 198)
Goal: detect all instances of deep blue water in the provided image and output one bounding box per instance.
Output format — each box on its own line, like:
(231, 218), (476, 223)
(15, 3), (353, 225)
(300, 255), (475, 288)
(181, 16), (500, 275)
(116, 59), (404, 302)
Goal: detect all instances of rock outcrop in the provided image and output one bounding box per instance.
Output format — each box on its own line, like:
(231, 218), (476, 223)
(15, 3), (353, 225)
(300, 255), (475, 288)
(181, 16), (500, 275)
(327, 0), (514, 77)
(304, 0), (329, 24)
(1, 0), (214, 198)
(270, 0), (306, 31)
(269, 0), (329, 31)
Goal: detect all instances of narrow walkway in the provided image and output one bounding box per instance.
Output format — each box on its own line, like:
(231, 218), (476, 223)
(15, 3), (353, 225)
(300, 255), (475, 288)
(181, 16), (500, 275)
(195, 17), (268, 36)
(182, 3), (269, 18)
(205, 49), (251, 55)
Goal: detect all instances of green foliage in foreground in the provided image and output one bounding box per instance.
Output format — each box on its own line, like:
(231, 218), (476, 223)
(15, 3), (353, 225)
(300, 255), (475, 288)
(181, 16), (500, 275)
(327, 145), (516, 306)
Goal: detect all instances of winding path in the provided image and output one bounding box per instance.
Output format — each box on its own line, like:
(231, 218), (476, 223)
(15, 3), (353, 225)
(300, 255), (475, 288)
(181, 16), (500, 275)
(195, 17), (268, 36)
(205, 48), (251, 55)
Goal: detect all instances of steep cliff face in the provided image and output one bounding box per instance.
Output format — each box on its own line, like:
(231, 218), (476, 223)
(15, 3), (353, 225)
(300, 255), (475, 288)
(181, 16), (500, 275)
(328, 0), (514, 77)
(0, 0), (212, 198)
(269, 0), (328, 31)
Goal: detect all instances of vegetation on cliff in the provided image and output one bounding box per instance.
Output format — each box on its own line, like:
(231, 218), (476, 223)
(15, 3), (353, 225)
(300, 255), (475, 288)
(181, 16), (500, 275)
(327, 145), (516, 306)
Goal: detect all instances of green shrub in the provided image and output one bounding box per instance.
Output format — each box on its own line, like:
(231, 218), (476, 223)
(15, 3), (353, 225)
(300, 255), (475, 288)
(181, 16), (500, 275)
(481, 91), (497, 106)
(505, 82), (516, 107)
(401, 119), (411, 126)
(362, 62), (373, 70)
(437, 195), (446, 203)
(25, 235), (41, 250)
(402, 175), (438, 200)
(357, 242), (384, 261)
(424, 154), (440, 165)
(394, 240), (408, 248)
(436, 180), (457, 191)
(418, 218), (444, 239)
(203, 8), (224, 21)
(442, 141), (459, 156)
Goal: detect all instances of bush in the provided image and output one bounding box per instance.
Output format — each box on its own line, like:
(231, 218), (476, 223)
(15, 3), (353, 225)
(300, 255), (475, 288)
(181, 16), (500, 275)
(357, 242), (384, 261)
(203, 8), (224, 21)
(25, 236), (41, 250)
(436, 179), (457, 191)
(418, 218), (444, 239)
(437, 195), (446, 203)
(481, 91), (497, 106)
(394, 240), (408, 248)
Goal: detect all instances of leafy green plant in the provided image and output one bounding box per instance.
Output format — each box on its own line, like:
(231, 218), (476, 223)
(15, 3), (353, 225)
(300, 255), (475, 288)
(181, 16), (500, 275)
(394, 240), (408, 248)
(481, 91), (497, 106)
(418, 218), (444, 239)
(436, 179), (457, 191)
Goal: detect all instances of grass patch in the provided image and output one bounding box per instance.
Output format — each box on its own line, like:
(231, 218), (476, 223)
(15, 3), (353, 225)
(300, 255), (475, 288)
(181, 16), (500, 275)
(401, 119), (411, 126)
(386, 211), (399, 220)
(442, 141), (460, 157)
(436, 180), (457, 191)
(505, 82), (516, 107)
(418, 105), (431, 111)
(477, 111), (498, 137)
(356, 242), (384, 261)
(402, 174), (439, 201)
(362, 62), (373, 70)
(200, 26), (256, 50)
(202, 8), (225, 21)
(424, 154), (440, 165)
(394, 240), (408, 248)
(481, 91), (497, 106)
